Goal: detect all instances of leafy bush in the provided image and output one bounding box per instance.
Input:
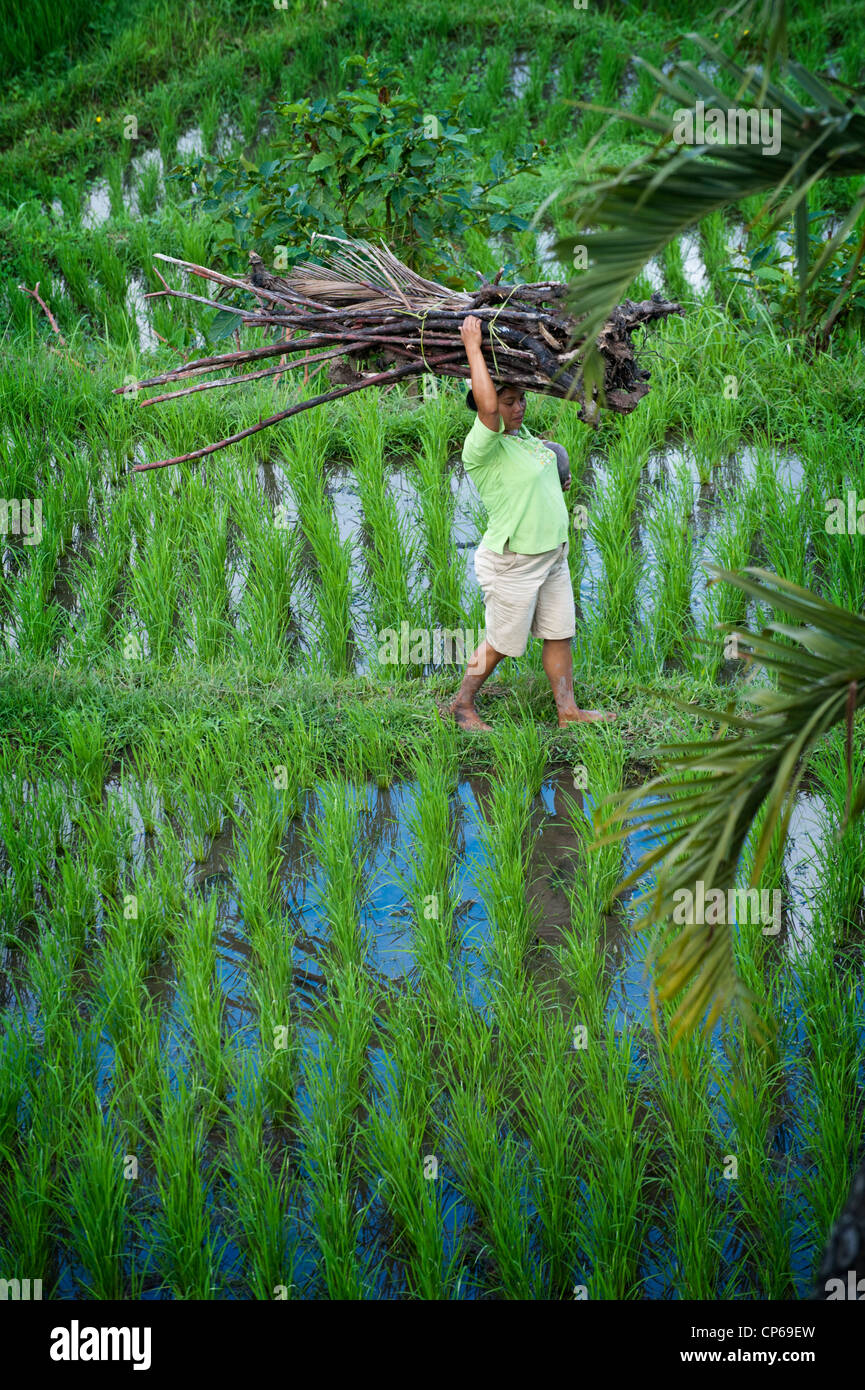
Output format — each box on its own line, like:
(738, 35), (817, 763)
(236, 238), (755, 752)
(170, 54), (543, 281)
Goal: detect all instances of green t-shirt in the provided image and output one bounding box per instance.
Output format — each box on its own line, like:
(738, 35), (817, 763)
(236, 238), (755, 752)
(461, 414), (569, 554)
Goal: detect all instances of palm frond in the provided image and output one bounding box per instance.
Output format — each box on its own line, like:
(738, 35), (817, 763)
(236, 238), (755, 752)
(557, 21), (865, 380)
(595, 567), (865, 1042)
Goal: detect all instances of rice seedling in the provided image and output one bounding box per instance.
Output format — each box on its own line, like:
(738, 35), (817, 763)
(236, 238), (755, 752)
(0, 1123), (59, 1285)
(28, 932), (101, 1100)
(223, 1076), (297, 1299)
(150, 818), (195, 920)
(0, 0), (95, 72)
(60, 1098), (136, 1299)
(344, 394), (421, 670)
(66, 495), (132, 661)
(282, 437), (354, 677)
(127, 501), (182, 667)
(306, 777), (371, 969)
(235, 504), (301, 675)
(261, 706), (321, 819)
(652, 1032), (733, 1299)
(59, 707), (110, 809)
(392, 730), (461, 1002)
(46, 854), (98, 970)
(145, 1073), (225, 1299)
(0, 780), (45, 937)
(113, 1005), (165, 1138)
(796, 919), (864, 1285)
(689, 416), (726, 488)
(293, 775), (381, 1294)
(741, 793), (789, 900)
(181, 488), (234, 666)
(342, 701), (402, 790)
(6, 547), (66, 661)
(718, 1031), (794, 1298)
(137, 159), (162, 218)
(176, 727), (236, 863)
(646, 462), (696, 666)
(96, 912), (153, 1075)
(759, 476), (815, 594)
(89, 231), (130, 312)
(361, 998), (461, 1299)
(696, 491), (757, 681)
(585, 448), (645, 668)
(296, 990), (376, 1298)
(700, 210), (731, 285)
(231, 773), (290, 925)
(559, 853), (610, 1038)
(228, 774), (297, 1117)
(198, 92), (221, 154)
(173, 892), (233, 1104)
(808, 730), (865, 934)
(447, 1079), (545, 1299)
(824, 523), (865, 615)
(508, 1009), (582, 1296)
(577, 44), (627, 147)
(121, 741), (163, 838)
(662, 237), (691, 305)
(0, 1018), (32, 1157)
(474, 722), (546, 1004)
(480, 46), (511, 111)
(68, 796), (132, 899)
(415, 394), (463, 630)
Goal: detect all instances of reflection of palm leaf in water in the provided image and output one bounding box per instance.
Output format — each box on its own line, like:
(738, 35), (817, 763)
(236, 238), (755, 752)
(595, 566), (865, 1042)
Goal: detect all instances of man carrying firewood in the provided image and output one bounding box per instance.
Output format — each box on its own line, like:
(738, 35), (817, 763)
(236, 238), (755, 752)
(447, 314), (615, 732)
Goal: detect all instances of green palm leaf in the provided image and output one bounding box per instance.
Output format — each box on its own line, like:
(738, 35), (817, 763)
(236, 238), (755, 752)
(555, 13), (865, 386)
(594, 567), (865, 1042)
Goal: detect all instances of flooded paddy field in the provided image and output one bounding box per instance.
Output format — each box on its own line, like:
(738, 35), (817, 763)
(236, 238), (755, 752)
(2, 307), (864, 1303)
(1, 715), (862, 1299)
(3, 0), (865, 1311)
(2, 329), (865, 1302)
(2, 375), (860, 688)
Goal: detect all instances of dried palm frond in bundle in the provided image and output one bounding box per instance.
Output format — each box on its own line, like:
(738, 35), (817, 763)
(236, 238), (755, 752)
(117, 235), (683, 470)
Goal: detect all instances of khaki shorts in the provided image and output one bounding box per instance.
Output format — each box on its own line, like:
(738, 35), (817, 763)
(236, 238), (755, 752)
(474, 538), (576, 657)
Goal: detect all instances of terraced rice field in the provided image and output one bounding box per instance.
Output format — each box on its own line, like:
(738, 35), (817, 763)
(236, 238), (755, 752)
(2, 0), (865, 1308)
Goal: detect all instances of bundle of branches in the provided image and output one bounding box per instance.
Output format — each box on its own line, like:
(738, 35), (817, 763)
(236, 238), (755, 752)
(117, 236), (683, 471)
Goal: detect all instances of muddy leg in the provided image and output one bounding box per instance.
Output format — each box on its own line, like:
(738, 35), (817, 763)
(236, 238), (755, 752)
(448, 640), (506, 730)
(541, 638), (616, 726)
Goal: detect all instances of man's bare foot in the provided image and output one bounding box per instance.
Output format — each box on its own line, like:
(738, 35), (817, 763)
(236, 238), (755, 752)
(557, 706), (616, 727)
(447, 699), (493, 731)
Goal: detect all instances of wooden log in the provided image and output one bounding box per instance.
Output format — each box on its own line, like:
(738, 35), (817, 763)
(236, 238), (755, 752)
(121, 242), (683, 467)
